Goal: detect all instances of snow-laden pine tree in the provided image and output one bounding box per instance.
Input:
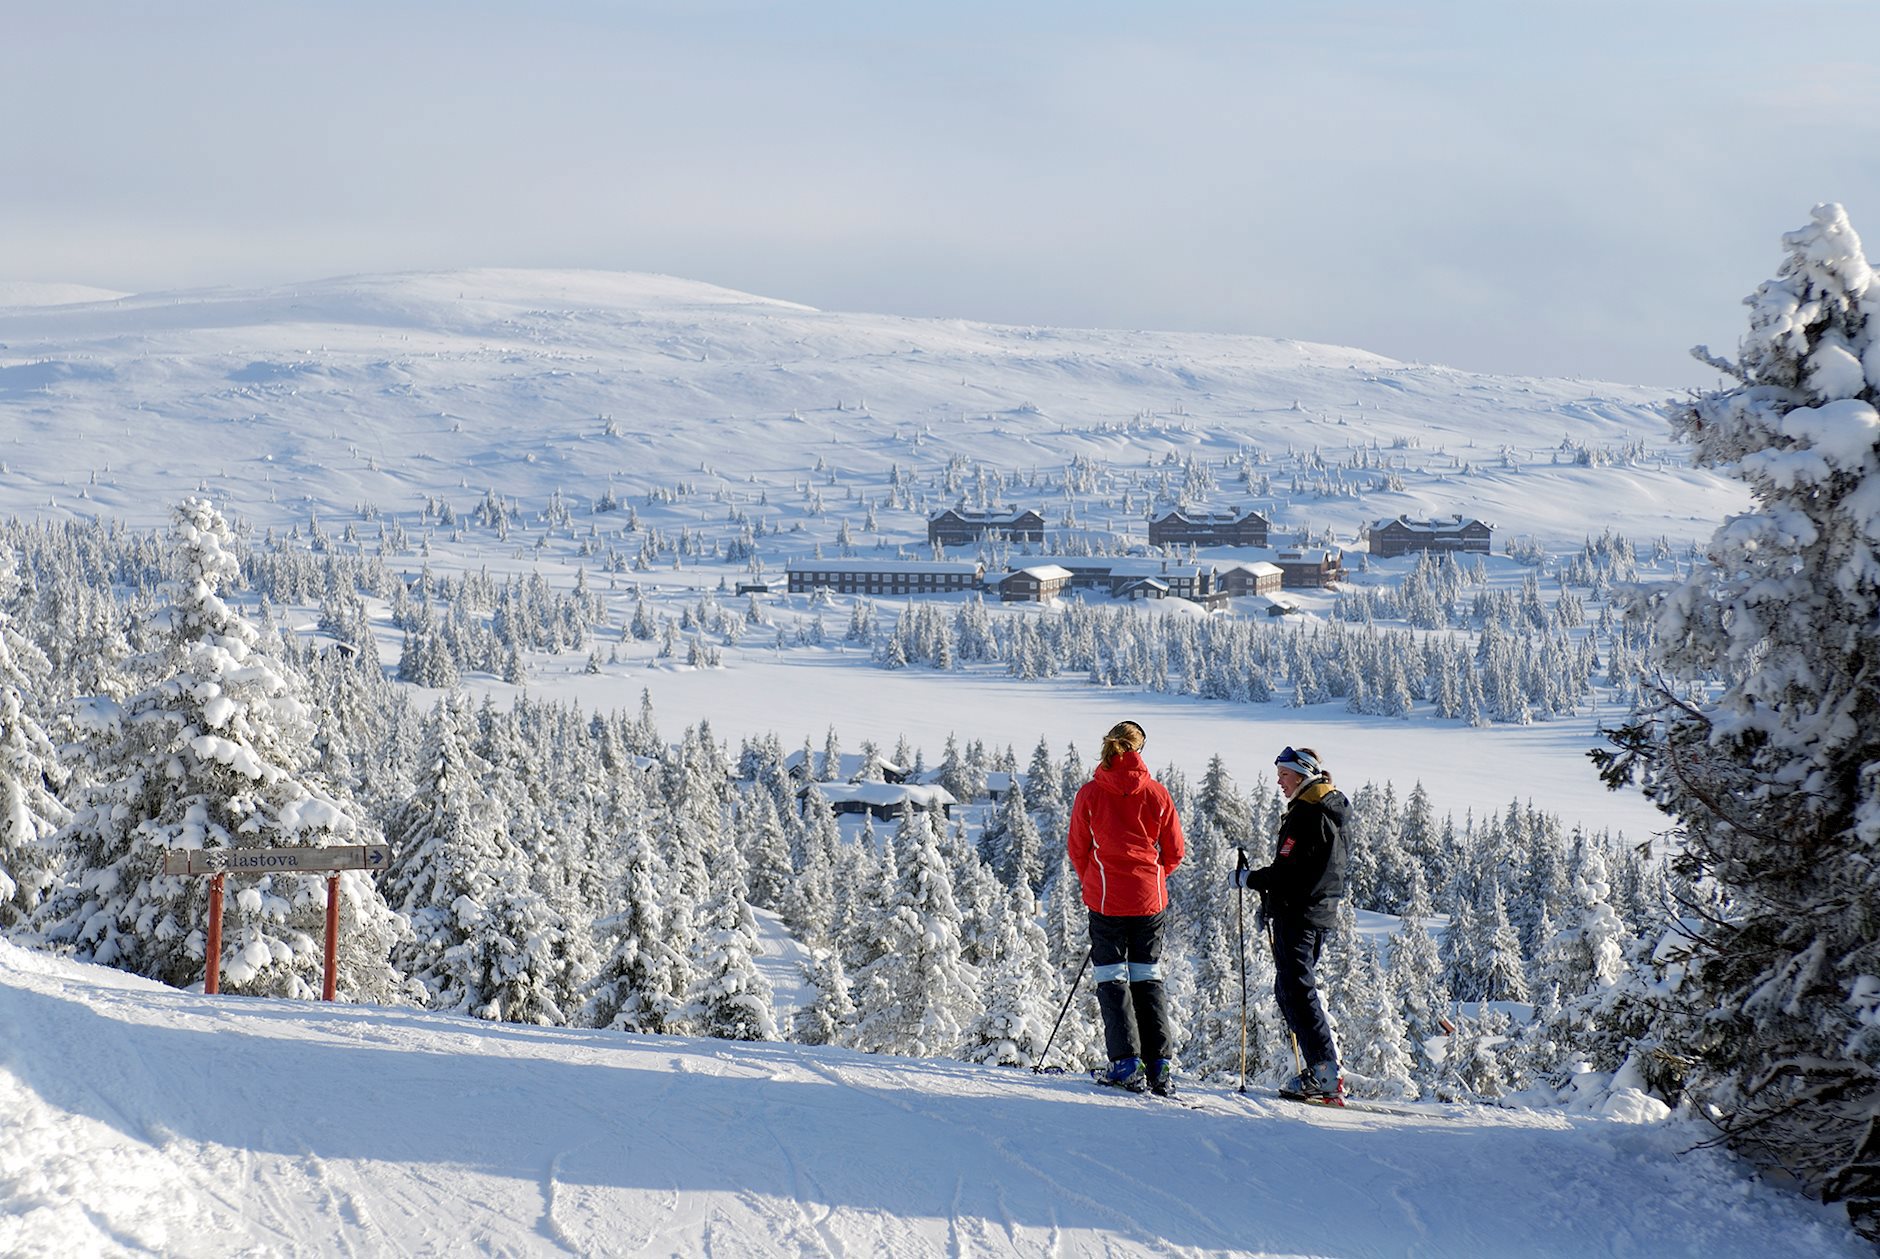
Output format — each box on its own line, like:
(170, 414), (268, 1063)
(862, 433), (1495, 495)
(848, 808), (981, 1059)
(1386, 867), (1453, 1088)
(792, 946), (857, 1046)
(0, 545), (68, 931)
(586, 821), (694, 1034)
(961, 881), (1052, 1067)
(382, 693), (574, 1022)
(0, 686), (68, 933)
(781, 793), (840, 950)
(736, 789), (794, 913)
(39, 499), (402, 999)
(692, 855), (777, 1042)
(1476, 882), (1530, 1004)
(1339, 936), (1418, 1100)
(1596, 203), (1880, 1235)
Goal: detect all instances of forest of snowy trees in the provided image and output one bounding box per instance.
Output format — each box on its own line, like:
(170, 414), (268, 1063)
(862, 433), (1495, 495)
(868, 545), (1650, 725)
(0, 497), (1676, 1118)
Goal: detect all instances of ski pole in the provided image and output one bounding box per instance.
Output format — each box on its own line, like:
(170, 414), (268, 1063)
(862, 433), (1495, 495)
(1235, 848), (1250, 1093)
(1034, 948), (1091, 1074)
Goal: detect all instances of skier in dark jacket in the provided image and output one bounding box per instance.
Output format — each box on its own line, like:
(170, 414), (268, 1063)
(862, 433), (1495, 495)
(1068, 720), (1185, 1096)
(1233, 745), (1350, 1103)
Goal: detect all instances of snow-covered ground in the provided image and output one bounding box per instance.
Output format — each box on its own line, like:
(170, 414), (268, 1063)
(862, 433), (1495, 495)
(505, 645), (1672, 842)
(1, 940), (1864, 1258)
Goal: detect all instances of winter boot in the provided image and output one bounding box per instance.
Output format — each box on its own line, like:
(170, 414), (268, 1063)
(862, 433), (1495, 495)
(1281, 1061), (1346, 1105)
(1097, 1057), (1148, 1093)
(1147, 1058), (1176, 1098)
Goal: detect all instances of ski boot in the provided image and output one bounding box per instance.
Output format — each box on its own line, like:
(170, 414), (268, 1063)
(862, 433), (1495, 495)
(1281, 1060), (1346, 1106)
(1094, 1056), (1148, 1093)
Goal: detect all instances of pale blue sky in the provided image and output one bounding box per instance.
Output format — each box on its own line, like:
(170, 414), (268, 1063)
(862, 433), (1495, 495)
(6, 1), (1878, 385)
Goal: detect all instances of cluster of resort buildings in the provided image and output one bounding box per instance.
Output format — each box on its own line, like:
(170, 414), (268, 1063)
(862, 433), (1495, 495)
(769, 507), (1492, 608)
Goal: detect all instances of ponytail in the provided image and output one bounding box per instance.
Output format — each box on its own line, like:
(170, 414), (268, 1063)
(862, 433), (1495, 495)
(1099, 720), (1147, 768)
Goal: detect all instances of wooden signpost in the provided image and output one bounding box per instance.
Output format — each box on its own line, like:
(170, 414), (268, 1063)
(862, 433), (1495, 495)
(162, 845), (391, 1001)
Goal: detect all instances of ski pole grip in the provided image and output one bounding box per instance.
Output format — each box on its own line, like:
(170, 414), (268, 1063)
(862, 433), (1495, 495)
(1235, 847), (1249, 872)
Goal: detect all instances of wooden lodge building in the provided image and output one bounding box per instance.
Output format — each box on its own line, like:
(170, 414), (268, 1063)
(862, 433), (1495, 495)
(1217, 560), (1285, 597)
(802, 780), (959, 820)
(994, 564), (1075, 603)
(1268, 548), (1346, 588)
(927, 507), (1047, 547)
(786, 558), (984, 596)
(1000, 556), (1227, 605)
(1366, 515), (1494, 558)
(1147, 507), (1270, 549)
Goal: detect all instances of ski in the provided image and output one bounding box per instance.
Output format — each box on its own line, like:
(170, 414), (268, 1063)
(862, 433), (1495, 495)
(1085, 1069), (1209, 1109)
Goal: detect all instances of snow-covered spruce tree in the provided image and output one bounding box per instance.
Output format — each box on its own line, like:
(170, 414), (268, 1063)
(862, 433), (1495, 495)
(0, 685), (68, 933)
(961, 882), (1052, 1067)
(381, 692), (575, 1020)
(692, 856), (777, 1042)
(849, 808), (982, 1059)
(39, 498), (402, 1000)
(792, 946), (857, 1046)
(586, 821), (694, 1034)
(1595, 203), (1880, 1234)
(0, 544), (68, 932)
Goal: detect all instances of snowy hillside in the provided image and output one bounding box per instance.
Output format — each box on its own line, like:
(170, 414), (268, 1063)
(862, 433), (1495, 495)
(0, 268), (1741, 544)
(2, 940), (1864, 1258)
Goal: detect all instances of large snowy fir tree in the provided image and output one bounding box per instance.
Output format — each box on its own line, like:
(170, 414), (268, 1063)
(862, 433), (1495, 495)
(1598, 202), (1880, 1234)
(36, 499), (402, 1001)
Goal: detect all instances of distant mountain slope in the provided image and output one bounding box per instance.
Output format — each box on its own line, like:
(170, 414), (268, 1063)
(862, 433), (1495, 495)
(0, 269), (1740, 544)
(0, 940), (1862, 1257)
(0, 280), (130, 308)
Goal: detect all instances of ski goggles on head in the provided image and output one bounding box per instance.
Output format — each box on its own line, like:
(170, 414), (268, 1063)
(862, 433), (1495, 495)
(1275, 746), (1321, 776)
(1120, 720), (1147, 743)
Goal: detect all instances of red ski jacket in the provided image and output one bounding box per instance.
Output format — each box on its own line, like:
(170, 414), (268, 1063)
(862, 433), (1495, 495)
(1067, 749), (1185, 917)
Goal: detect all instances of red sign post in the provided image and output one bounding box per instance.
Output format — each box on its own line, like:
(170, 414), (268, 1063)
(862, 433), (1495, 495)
(163, 845), (391, 1000)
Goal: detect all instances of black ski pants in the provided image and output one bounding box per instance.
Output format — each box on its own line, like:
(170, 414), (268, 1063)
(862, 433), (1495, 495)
(1088, 908), (1171, 1064)
(1270, 915), (1338, 1070)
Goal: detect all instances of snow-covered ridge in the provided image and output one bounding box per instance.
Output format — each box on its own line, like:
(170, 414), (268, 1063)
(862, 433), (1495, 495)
(0, 268), (1734, 545)
(0, 280), (130, 308)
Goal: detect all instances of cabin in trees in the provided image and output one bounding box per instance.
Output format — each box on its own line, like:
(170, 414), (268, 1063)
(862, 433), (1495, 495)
(786, 559), (984, 596)
(927, 507), (1046, 547)
(994, 564), (1074, 603)
(1147, 506), (1270, 549)
(1366, 515), (1494, 558)
(803, 781), (960, 820)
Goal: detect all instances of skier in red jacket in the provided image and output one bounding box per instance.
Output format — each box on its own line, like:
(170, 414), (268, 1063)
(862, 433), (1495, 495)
(1068, 720), (1186, 1095)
